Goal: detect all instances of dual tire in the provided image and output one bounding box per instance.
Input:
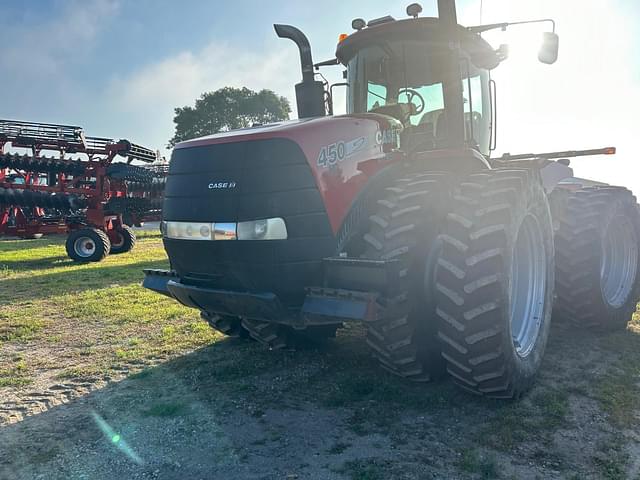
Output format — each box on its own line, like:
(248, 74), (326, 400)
(65, 225), (136, 262)
(433, 169), (555, 398)
(553, 186), (640, 330)
(362, 168), (555, 397)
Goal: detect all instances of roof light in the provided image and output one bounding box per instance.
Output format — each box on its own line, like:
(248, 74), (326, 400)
(338, 33), (348, 43)
(352, 18), (366, 30)
(367, 16), (395, 27)
(406, 3), (423, 18)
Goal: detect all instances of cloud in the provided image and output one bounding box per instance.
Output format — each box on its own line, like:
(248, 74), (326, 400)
(0, 0), (119, 120)
(103, 40), (299, 150)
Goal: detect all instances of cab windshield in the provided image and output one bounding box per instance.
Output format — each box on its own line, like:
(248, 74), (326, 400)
(347, 40), (491, 154)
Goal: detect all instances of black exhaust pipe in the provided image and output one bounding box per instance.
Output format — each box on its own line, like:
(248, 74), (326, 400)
(274, 24), (326, 119)
(437, 0), (458, 26)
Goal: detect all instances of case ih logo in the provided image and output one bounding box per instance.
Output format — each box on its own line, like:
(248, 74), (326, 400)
(208, 181), (237, 189)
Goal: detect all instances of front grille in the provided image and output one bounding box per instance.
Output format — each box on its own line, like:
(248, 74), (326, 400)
(162, 138), (336, 305)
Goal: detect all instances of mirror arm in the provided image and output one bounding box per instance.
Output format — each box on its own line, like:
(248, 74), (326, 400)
(468, 18), (555, 34)
(314, 58), (340, 70)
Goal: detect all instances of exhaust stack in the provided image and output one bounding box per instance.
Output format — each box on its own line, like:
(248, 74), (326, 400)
(274, 24), (326, 119)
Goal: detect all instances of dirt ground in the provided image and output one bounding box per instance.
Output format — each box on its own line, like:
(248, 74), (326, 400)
(1, 236), (640, 479)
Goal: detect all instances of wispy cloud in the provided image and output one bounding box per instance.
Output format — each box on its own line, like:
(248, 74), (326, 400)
(103, 41), (298, 149)
(0, 0), (120, 121)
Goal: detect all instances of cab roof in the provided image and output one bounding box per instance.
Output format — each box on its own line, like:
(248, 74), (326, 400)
(335, 17), (500, 70)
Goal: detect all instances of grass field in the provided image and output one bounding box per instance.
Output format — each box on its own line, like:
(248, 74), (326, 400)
(0, 232), (217, 389)
(1, 233), (640, 479)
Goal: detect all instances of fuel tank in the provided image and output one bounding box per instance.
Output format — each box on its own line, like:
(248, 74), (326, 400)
(163, 113), (402, 306)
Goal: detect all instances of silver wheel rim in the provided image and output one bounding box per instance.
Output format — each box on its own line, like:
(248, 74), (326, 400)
(73, 237), (96, 257)
(510, 214), (547, 358)
(601, 214), (638, 308)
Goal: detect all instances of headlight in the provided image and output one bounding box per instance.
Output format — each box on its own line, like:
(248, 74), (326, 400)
(163, 221), (214, 240)
(162, 218), (286, 241)
(237, 218), (287, 240)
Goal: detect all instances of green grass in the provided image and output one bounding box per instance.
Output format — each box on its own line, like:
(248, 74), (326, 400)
(0, 358), (33, 387)
(327, 442), (351, 455)
(478, 387), (570, 451)
(142, 402), (187, 417)
(337, 459), (386, 480)
(592, 435), (629, 480)
(0, 233), (218, 385)
(593, 317), (640, 427)
(458, 448), (500, 479)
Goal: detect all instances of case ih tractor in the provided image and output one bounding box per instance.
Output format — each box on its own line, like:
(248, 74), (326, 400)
(144, 1), (640, 398)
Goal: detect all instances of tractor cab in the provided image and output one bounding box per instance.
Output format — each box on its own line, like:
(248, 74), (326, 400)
(277, 1), (559, 158)
(336, 16), (498, 156)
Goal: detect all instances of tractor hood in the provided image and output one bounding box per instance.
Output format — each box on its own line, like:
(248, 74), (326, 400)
(174, 114), (402, 154)
(168, 113), (403, 233)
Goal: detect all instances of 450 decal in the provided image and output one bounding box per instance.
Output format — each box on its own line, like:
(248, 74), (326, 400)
(317, 136), (367, 168)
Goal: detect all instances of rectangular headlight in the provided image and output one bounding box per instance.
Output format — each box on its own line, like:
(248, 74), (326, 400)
(237, 218), (287, 240)
(162, 218), (286, 241)
(163, 221), (213, 240)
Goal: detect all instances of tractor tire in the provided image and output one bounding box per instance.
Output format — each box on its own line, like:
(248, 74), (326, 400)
(553, 186), (640, 330)
(109, 225), (137, 254)
(434, 169), (555, 398)
(201, 312), (249, 338)
(241, 318), (338, 350)
(240, 319), (295, 350)
(361, 172), (454, 382)
(65, 228), (111, 262)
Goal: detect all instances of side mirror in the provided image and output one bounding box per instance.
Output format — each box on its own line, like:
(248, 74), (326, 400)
(497, 44), (509, 61)
(538, 32), (559, 64)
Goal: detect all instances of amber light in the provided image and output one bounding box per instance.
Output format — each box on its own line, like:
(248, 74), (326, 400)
(338, 33), (348, 43)
(604, 147), (616, 155)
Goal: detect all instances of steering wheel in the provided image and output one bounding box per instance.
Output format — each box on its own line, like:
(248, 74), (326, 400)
(398, 88), (425, 116)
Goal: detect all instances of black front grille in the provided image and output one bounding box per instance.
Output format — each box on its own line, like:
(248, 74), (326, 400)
(163, 138), (336, 305)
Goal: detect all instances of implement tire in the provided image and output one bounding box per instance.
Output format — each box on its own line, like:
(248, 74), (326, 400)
(435, 169), (554, 398)
(109, 225), (137, 254)
(361, 172), (453, 382)
(553, 186), (640, 331)
(66, 228), (111, 262)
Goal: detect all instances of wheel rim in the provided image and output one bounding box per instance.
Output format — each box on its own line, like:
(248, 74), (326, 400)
(73, 237), (96, 257)
(601, 214), (638, 308)
(111, 232), (125, 248)
(510, 214), (547, 358)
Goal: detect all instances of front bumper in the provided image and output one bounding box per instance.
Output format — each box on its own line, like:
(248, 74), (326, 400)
(142, 257), (398, 327)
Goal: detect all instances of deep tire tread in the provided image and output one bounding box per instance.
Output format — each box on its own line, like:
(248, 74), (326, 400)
(434, 169), (554, 399)
(362, 172), (453, 382)
(552, 186), (640, 330)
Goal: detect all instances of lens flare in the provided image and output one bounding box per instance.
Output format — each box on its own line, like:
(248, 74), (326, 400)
(91, 411), (143, 465)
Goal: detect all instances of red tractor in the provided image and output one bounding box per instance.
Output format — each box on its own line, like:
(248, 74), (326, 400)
(144, 1), (640, 398)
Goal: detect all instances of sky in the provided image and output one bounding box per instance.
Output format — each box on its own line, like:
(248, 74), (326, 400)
(1, 0), (639, 191)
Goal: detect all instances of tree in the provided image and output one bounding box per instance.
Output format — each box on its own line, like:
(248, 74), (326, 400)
(169, 87), (291, 146)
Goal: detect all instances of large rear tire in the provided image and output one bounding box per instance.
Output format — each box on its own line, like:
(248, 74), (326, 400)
(553, 186), (640, 330)
(435, 169), (555, 398)
(361, 172), (453, 382)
